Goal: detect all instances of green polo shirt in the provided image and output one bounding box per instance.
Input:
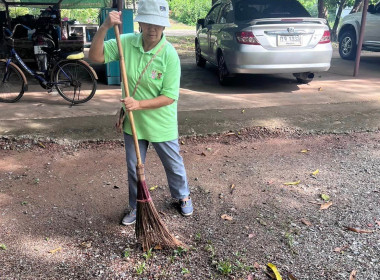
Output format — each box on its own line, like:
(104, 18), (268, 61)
(103, 33), (181, 142)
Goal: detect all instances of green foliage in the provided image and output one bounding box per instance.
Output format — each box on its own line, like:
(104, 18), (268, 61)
(61, 9), (100, 24)
(135, 262), (146, 275)
(169, 0), (211, 25)
(181, 267), (190, 274)
(143, 248), (153, 261)
(173, 246), (187, 256)
(217, 260), (233, 275)
(122, 249), (130, 258)
(0, 244), (7, 250)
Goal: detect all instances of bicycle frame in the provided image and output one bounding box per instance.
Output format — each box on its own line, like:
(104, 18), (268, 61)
(6, 47), (72, 88)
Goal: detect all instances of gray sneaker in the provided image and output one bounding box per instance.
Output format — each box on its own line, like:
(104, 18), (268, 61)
(121, 209), (136, 225)
(180, 197), (193, 216)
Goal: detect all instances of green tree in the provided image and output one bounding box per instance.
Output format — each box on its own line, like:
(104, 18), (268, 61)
(169, 0), (211, 25)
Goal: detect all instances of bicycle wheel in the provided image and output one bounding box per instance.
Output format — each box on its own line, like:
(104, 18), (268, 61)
(0, 61), (25, 103)
(53, 60), (97, 104)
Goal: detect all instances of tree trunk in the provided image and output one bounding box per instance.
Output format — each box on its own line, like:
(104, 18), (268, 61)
(318, 0), (328, 19)
(350, 0), (363, 13)
(332, 0), (347, 41)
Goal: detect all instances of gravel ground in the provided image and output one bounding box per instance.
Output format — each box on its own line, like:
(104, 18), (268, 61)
(1, 128), (380, 279)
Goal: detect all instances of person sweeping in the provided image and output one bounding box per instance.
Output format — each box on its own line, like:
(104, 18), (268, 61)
(89, 0), (192, 238)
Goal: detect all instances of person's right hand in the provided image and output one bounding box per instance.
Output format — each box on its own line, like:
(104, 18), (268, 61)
(102, 11), (122, 29)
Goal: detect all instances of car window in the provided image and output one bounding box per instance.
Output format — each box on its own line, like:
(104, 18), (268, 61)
(205, 3), (222, 25)
(234, 0), (310, 21)
(219, 3), (234, 24)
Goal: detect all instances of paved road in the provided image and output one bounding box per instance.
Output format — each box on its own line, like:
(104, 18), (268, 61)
(0, 47), (379, 141)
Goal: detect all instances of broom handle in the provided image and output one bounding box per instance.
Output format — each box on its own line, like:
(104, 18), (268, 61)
(114, 25), (143, 166)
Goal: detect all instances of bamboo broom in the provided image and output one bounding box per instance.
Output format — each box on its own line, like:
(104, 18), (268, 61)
(113, 25), (184, 251)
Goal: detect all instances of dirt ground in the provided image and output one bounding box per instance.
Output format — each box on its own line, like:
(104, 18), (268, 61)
(1, 128), (380, 280)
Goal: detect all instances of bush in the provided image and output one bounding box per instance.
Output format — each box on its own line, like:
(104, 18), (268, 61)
(169, 0), (211, 25)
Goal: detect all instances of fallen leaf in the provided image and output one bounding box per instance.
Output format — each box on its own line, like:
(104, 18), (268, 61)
(301, 218), (312, 226)
(49, 247), (62, 254)
(311, 169), (319, 176)
(345, 226), (374, 233)
(200, 152), (206, 156)
(267, 263), (282, 280)
(38, 142), (46, 149)
(226, 132), (236, 136)
(288, 272), (298, 280)
(253, 262), (261, 270)
(320, 201), (333, 210)
(80, 241), (92, 248)
(221, 214), (233, 221)
(180, 141), (185, 145)
(320, 193), (330, 201)
(349, 270), (357, 280)
(149, 185), (158, 191)
(241, 109), (245, 113)
(230, 184), (235, 194)
(318, 87), (323, 91)
(283, 180), (301, 186)
(300, 149), (309, 153)
(154, 244), (162, 250)
(247, 274), (254, 280)
(248, 233), (255, 238)
(333, 244), (349, 253)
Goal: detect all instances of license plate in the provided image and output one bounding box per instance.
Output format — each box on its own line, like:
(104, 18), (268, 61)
(277, 35), (302, 46)
(34, 45), (47, 54)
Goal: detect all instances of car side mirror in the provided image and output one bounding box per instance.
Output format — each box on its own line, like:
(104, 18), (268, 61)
(197, 19), (205, 28)
(368, 4), (375, 14)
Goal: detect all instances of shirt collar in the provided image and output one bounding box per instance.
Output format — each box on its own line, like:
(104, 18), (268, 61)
(132, 33), (167, 54)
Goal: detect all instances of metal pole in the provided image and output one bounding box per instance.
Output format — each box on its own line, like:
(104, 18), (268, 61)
(353, 0), (369, 77)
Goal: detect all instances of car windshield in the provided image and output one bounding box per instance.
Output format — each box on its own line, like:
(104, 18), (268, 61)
(234, 0), (311, 21)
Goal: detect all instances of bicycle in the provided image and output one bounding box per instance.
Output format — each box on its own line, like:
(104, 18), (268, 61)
(0, 24), (98, 104)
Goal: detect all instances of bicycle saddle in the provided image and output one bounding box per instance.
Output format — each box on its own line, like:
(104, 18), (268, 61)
(62, 51), (85, 60)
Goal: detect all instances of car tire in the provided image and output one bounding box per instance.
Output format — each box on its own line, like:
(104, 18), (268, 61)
(195, 41), (206, 68)
(217, 53), (230, 86)
(339, 30), (357, 60)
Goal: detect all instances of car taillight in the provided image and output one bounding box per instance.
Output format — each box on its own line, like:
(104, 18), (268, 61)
(318, 30), (331, 44)
(236, 31), (260, 45)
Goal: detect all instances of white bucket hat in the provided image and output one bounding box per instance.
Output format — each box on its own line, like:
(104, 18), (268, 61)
(134, 0), (171, 27)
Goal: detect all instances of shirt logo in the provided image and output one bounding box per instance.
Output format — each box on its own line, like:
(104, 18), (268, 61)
(160, 6), (166, 11)
(151, 70), (163, 80)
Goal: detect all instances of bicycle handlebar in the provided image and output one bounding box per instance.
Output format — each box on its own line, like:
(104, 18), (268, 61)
(3, 24), (31, 39)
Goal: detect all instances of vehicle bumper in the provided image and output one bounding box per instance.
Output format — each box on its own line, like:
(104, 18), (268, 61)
(226, 45), (332, 74)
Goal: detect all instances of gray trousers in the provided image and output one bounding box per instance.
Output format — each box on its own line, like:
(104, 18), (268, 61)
(123, 133), (190, 209)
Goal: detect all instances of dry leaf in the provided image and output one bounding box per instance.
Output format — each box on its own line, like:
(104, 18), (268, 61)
(300, 149), (309, 153)
(221, 214), (233, 221)
(180, 141), (185, 145)
(253, 262), (261, 270)
(301, 218), (312, 226)
(349, 270), (357, 280)
(38, 142), (46, 149)
(149, 185), (158, 191)
(283, 180), (301, 186)
(80, 241), (92, 248)
(200, 152), (206, 156)
(230, 184), (235, 194)
(311, 169), (319, 176)
(318, 87), (323, 91)
(288, 272), (298, 280)
(345, 227), (374, 234)
(226, 132), (236, 136)
(49, 247), (62, 254)
(333, 244), (349, 253)
(154, 244), (162, 250)
(267, 263), (282, 280)
(320, 201), (333, 210)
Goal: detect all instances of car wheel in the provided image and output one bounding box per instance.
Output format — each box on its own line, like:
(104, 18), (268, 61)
(195, 41), (206, 68)
(293, 72), (314, 84)
(339, 30), (357, 60)
(217, 53), (230, 85)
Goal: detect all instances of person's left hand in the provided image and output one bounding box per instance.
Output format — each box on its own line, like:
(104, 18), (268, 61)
(121, 97), (140, 111)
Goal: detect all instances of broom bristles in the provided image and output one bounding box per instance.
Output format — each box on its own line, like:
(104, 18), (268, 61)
(136, 199), (184, 251)
(135, 164), (185, 251)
